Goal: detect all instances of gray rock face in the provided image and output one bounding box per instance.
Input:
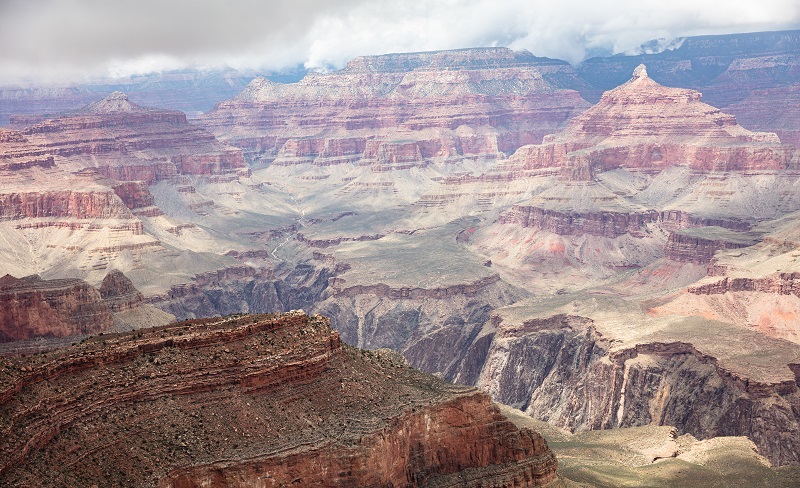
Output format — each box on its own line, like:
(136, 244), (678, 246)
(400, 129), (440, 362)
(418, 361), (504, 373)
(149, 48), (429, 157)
(450, 314), (800, 466)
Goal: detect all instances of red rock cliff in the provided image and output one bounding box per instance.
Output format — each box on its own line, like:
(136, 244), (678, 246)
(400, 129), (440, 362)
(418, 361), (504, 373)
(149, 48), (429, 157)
(0, 274), (114, 341)
(0, 312), (557, 487)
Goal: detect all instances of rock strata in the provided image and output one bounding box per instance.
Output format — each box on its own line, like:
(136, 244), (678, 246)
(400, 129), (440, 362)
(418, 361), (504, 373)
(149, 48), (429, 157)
(6, 92), (247, 183)
(201, 47), (589, 168)
(0, 312), (557, 487)
(510, 64), (797, 178)
(451, 313), (800, 466)
(99, 269), (145, 312)
(0, 274), (113, 341)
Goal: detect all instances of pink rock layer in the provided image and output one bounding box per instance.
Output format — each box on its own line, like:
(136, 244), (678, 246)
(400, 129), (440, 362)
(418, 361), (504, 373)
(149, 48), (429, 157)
(510, 65), (798, 179)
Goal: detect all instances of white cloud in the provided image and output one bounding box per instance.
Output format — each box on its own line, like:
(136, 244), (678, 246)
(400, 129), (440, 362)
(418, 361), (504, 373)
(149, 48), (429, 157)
(0, 0), (797, 83)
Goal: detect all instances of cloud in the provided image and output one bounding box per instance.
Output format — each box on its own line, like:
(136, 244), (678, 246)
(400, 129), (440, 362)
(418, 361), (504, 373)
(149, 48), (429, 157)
(0, 0), (798, 83)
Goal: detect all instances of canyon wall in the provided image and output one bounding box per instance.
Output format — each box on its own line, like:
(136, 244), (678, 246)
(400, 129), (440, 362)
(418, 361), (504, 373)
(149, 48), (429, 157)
(0, 274), (114, 341)
(450, 314), (800, 466)
(201, 47), (590, 168)
(508, 65), (797, 178)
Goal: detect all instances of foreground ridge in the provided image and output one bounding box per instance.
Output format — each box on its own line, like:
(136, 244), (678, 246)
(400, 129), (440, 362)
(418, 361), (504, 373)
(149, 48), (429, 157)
(0, 312), (557, 487)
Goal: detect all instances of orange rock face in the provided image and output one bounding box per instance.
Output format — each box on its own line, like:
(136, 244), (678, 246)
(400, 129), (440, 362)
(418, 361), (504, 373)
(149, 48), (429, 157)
(510, 64), (798, 179)
(0, 312), (557, 487)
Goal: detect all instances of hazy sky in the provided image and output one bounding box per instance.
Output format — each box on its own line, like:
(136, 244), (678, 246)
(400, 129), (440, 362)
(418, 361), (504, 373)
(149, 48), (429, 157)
(0, 0), (798, 83)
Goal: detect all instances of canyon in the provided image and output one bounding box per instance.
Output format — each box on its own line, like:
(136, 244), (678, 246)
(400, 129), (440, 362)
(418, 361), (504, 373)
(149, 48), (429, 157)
(1, 28), (799, 483)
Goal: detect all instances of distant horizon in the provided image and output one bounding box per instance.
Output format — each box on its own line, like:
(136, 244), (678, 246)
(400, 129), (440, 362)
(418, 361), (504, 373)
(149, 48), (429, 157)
(1, 27), (797, 89)
(1, 0), (797, 85)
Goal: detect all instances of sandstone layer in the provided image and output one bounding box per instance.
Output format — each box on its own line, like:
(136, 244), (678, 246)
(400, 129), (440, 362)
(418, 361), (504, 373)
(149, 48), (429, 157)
(0, 312), (557, 487)
(7, 91), (247, 183)
(0, 92), (269, 300)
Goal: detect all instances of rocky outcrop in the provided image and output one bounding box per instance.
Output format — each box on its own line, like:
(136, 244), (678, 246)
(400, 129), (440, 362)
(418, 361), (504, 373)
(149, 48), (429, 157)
(499, 204), (753, 239)
(331, 274), (503, 300)
(0, 312), (557, 487)
(510, 64), (797, 179)
(296, 232), (385, 248)
(499, 205), (660, 238)
(688, 273), (800, 297)
(146, 263), (332, 321)
(0, 130), (56, 171)
(450, 313), (800, 466)
(664, 230), (756, 264)
(0, 189), (133, 220)
(99, 269), (145, 312)
(0, 274), (114, 341)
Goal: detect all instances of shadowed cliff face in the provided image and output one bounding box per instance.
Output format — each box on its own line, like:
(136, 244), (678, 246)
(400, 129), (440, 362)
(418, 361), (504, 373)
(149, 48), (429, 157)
(446, 313), (800, 467)
(0, 312), (557, 487)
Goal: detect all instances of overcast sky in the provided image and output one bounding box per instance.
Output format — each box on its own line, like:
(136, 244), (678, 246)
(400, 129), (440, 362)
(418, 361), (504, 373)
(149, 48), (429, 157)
(0, 0), (798, 84)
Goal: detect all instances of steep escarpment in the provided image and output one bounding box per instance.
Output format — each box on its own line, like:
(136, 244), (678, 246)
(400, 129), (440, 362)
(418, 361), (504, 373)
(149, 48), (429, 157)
(475, 67), (800, 287)
(499, 204), (661, 239)
(0, 312), (557, 487)
(450, 312), (800, 466)
(144, 262), (333, 321)
(726, 83), (800, 149)
(664, 227), (759, 264)
(689, 273), (800, 297)
(0, 274), (114, 341)
(0, 188), (133, 220)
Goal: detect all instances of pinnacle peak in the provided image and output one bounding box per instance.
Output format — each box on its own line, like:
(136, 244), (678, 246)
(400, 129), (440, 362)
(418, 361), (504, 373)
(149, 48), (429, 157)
(105, 91), (129, 100)
(632, 64), (648, 79)
(83, 91), (143, 114)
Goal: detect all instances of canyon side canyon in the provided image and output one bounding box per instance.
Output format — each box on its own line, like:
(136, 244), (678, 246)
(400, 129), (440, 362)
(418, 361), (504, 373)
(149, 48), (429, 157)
(1, 29), (800, 486)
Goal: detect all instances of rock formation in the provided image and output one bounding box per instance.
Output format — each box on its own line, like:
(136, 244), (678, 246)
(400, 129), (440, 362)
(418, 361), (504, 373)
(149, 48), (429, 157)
(201, 47), (589, 171)
(663, 227), (759, 264)
(99, 269), (146, 312)
(0, 312), (557, 487)
(510, 64), (797, 177)
(0, 68), (266, 125)
(7, 92), (248, 182)
(726, 83), (800, 149)
(575, 29), (800, 108)
(0, 34), (799, 478)
(446, 310), (800, 467)
(0, 274), (114, 341)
